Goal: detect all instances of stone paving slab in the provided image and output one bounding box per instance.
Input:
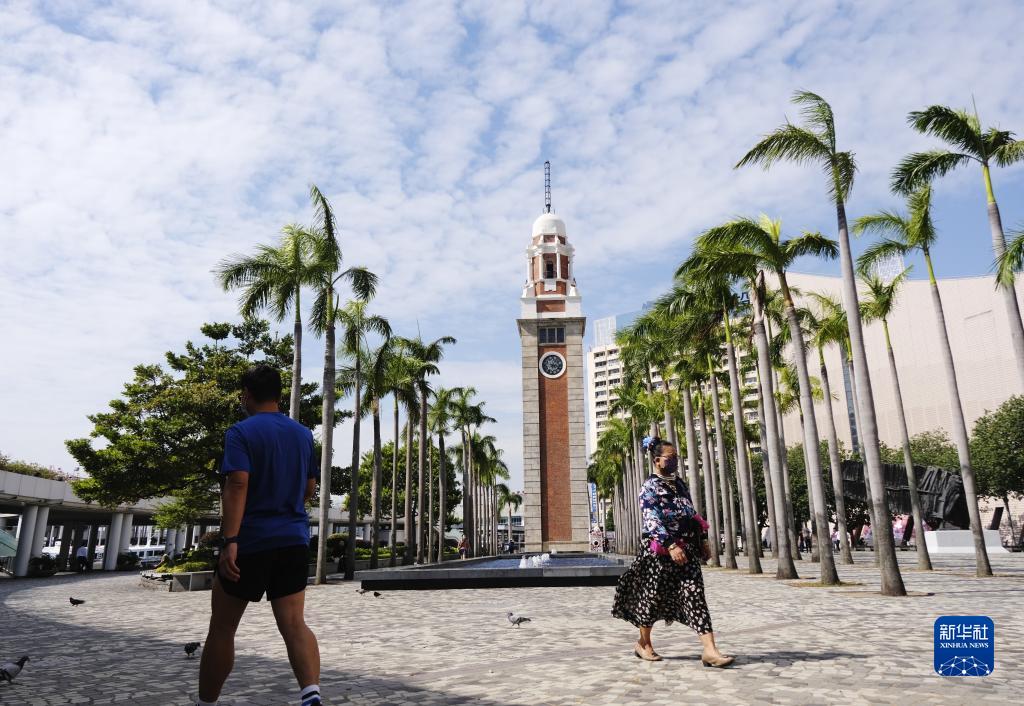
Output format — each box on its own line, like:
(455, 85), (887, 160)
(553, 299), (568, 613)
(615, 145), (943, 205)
(1, 552), (1022, 705)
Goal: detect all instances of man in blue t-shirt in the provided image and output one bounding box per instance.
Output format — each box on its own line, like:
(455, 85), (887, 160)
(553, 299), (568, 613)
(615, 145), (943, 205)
(197, 365), (322, 706)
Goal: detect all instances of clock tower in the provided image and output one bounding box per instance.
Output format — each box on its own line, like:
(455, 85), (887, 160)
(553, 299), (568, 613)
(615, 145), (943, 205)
(517, 162), (590, 553)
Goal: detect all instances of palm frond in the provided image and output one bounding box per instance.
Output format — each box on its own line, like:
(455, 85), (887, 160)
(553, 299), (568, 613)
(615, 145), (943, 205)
(736, 123), (831, 171)
(856, 238), (911, 276)
(784, 231), (838, 263)
(907, 105), (984, 156)
(852, 211), (908, 238)
(995, 228), (1024, 287)
(832, 150), (857, 202)
(342, 266), (379, 301)
(891, 150), (973, 194)
(791, 90), (835, 149)
(993, 138), (1024, 167)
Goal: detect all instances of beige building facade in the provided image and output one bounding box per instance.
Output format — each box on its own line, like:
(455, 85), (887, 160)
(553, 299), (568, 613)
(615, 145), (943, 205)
(780, 271), (1024, 452)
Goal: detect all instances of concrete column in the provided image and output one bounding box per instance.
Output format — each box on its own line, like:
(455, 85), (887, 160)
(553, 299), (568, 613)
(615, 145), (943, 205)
(57, 525), (75, 571)
(13, 505), (39, 577)
(119, 513), (134, 554)
(103, 513), (124, 570)
(164, 528), (177, 556)
(31, 506), (51, 557)
(174, 527), (186, 555)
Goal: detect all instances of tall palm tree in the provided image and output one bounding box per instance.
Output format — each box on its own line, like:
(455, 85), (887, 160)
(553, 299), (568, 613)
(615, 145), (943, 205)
(738, 91), (902, 594)
(498, 484), (523, 548)
(805, 293), (855, 564)
(350, 337), (401, 570)
(664, 277), (762, 573)
(216, 225), (321, 420)
(336, 300), (391, 580)
(856, 270), (933, 571)
(892, 104), (1024, 385)
(308, 184), (378, 585)
(385, 346), (417, 567)
(691, 217), (840, 583)
(429, 386), (459, 562)
(855, 189), (990, 574)
(404, 334), (456, 562)
(451, 388), (493, 557)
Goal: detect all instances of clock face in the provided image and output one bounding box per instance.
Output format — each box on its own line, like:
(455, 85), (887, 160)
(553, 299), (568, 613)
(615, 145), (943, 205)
(540, 352), (565, 378)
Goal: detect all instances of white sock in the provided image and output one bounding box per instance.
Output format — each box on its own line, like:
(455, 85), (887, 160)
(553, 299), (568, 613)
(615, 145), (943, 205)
(300, 684), (321, 705)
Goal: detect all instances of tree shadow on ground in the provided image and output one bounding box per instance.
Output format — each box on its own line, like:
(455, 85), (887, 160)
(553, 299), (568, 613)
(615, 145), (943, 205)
(0, 573), (511, 706)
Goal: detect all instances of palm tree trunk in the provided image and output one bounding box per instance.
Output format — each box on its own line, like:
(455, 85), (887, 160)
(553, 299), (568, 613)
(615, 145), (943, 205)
(817, 346), (854, 564)
(724, 333), (762, 573)
(664, 405), (678, 450)
(427, 433), (434, 562)
(390, 397), (399, 567)
(925, 255), (992, 576)
(290, 299), (302, 421)
(437, 432), (446, 562)
(780, 281), (839, 583)
(345, 366), (361, 581)
(315, 313), (335, 585)
(845, 347), (863, 456)
(416, 387), (427, 563)
(880, 318), (932, 571)
(846, 348), (879, 560)
(799, 416), (820, 563)
(750, 279), (798, 578)
(681, 386), (703, 516)
(755, 383), (779, 558)
(983, 167), (1024, 386)
(369, 400), (383, 570)
(709, 373), (738, 569)
(836, 200), (905, 595)
(461, 428), (473, 558)
(403, 418), (415, 565)
(774, 389), (801, 562)
(696, 392), (721, 567)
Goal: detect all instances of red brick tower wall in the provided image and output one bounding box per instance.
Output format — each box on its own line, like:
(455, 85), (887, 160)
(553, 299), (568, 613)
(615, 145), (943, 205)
(538, 345), (570, 542)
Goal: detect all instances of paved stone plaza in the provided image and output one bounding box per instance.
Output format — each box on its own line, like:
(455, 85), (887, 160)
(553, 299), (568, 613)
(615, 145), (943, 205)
(2, 551), (1021, 705)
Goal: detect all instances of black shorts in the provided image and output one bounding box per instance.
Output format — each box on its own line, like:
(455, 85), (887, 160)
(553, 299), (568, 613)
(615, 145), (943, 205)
(218, 544), (309, 602)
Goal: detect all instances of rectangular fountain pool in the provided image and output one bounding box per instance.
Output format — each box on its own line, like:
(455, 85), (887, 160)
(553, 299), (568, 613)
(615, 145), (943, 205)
(354, 553), (628, 591)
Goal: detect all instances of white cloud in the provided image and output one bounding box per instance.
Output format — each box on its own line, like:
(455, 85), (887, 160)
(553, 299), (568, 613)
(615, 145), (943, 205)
(3, 0), (1024, 491)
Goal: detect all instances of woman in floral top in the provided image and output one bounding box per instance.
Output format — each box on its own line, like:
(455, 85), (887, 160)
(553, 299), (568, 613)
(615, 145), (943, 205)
(611, 437), (734, 667)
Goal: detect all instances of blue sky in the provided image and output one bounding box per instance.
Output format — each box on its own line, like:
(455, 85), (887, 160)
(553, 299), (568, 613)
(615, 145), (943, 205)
(2, 1), (1024, 492)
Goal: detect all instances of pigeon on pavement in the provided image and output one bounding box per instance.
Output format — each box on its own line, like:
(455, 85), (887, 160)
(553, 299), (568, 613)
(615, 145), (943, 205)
(69, 597), (85, 607)
(507, 612), (531, 627)
(373, 592), (382, 598)
(184, 642), (201, 659)
(1, 656), (29, 683)
(356, 588), (369, 594)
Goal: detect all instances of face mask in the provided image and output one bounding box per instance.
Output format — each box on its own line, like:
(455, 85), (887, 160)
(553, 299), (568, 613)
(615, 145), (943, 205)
(659, 457), (678, 475)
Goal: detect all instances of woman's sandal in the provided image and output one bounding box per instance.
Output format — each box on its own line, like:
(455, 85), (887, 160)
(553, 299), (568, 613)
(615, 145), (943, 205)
(700, 652), (735, 668)
(634, 641), (663, 662)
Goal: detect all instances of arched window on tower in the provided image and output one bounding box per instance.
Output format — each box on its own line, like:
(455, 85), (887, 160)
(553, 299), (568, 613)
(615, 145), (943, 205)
(545, 260), (556, 279)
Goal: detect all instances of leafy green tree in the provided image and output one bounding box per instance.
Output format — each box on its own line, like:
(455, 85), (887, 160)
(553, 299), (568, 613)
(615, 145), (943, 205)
(880, 431), (959, 471)
(67, 320), (322, 526)
(333, 441), (460, 532)
(972, 396), (1024, 547)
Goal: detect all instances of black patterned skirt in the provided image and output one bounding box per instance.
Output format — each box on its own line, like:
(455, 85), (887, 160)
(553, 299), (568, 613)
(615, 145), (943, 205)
(611, 536), (713, 634)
